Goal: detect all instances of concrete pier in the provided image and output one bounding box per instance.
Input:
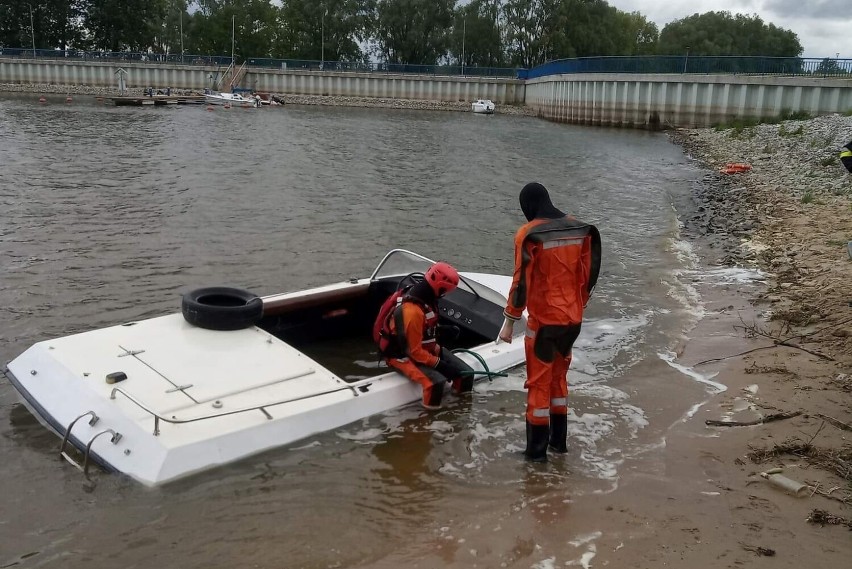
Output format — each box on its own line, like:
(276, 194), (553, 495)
(2, 57), (851, 127)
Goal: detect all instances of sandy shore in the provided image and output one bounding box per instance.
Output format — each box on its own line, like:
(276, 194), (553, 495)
(591, 115), (852, 567)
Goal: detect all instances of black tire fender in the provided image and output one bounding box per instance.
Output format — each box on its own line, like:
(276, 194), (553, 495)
(181, 287), (263, 331)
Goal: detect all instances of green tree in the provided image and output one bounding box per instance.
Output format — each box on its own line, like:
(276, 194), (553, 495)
(0, 1), (35, 48)
(815, 58), (847, 75)
(657, 11), (802, 57)
(502, 0), (659, 66)
(374, 0), (454, 65)
(612, 10), (658, 55)
(153, 0), (189, 55)
(502, 0), (555, 67)
(186, 0), (279, 59)
(83, 0), (168, 51)
(278, 0), (373, 61)
(450, 0), (504, 67)
(0, 1), (85, 51)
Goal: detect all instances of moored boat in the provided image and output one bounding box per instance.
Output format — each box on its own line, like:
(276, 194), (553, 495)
(3, 250), (526, 486)
(204, 91), (261, 108)
(472, 99), (496, 114)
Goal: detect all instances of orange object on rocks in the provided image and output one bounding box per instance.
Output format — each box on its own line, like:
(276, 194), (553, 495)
(720, 162), (752, 174)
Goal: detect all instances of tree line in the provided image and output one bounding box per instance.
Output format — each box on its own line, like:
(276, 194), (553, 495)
(0, 0), (804, 67)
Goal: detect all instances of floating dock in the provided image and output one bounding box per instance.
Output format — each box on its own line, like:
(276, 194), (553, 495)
(109, 95), (205, 106)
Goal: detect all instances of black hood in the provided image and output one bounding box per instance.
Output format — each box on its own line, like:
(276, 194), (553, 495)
(408, 280), (437, 304)
(519, 182), (565, 221)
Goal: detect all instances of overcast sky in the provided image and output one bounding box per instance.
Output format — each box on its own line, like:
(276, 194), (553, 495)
(608, 1), (850, 58)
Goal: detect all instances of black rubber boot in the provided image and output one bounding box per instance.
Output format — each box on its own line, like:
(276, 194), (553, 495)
(548, 413), (568, 453)
(523, 420), (549, 463)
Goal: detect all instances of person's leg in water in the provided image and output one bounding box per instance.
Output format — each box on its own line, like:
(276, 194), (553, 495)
(546, 324), (581, 453)
(388, 358), (448, 410)
(436, 348), (474, 395)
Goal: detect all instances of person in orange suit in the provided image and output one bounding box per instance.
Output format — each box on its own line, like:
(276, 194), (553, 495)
(379, 262), (473, 410)
(498, 183), (601, 462)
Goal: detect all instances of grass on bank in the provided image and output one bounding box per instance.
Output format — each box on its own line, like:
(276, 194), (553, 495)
(714, 109), (813, 136)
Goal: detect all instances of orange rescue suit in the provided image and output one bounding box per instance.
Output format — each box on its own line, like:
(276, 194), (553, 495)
(504, 216), (602, 426)
(385, 299), (446, 407)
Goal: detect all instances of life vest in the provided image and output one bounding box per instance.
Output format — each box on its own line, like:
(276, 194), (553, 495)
(719, 162), (752, 174)
(841, 141), (852, 173)
(373, 287), (438, 358)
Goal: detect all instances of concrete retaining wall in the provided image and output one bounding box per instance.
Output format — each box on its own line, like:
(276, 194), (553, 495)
(526, 73), (852, 128)
(0, 58), (525, 105)
(5, 58), (851, 127)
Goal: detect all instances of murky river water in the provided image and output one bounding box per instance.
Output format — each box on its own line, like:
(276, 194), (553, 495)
(1, 94), (719, 568)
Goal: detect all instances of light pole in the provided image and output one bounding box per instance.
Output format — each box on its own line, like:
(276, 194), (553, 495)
(231, 15), (235, 65)
(29, 4), (36, 57)
(461, 15), (466, 76)
(321, 7), (326, 70)
(180, 10), (184, 63)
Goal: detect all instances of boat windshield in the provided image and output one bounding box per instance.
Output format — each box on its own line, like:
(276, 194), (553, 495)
(370, 249), (508, 307)
(370, 249), (434, 280)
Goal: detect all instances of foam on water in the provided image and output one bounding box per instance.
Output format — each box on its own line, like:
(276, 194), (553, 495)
(566, 531), (602, 568)
(664, 227), (706, 323)
(659, 351), (726, 393)
(331, 214), (767, 495)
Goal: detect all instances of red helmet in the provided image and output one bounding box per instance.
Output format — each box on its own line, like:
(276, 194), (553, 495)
(425, 262), (459, 297)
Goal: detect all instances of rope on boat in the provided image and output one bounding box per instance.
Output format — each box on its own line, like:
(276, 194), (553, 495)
(451, 348), (508, 381)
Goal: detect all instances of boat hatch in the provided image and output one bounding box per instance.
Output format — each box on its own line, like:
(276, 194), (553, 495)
(39, 313), (321, 416)
(116, 315), (318, 404)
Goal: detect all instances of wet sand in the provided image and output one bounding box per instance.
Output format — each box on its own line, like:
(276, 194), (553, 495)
(594, 117), (852, 568)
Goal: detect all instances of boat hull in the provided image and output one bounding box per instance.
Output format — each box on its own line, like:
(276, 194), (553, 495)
(5, 272), (524, 486)
(204, 93), (258, 107)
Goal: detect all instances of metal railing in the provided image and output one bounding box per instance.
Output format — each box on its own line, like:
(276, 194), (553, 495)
(108, 379), (371, 436)
(524, 55), (852, 79)
(0, 47), (233, 66)
(245, 58), (521, 78)
(0, 47), (523, 78)
(5, 48), (848, 80)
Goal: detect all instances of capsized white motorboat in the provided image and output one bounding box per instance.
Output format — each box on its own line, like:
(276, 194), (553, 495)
(204, 90), (261, 107)
(471, 99), (495, 114)
(3, 250), (526, 487)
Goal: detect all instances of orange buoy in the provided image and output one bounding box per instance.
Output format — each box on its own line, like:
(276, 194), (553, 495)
(38, 96), (47, 103)
(65, 96), (72, 103)
(720, 162), (752, 174)
(223, 103), (231, 109)
(206, 105), (215, 111)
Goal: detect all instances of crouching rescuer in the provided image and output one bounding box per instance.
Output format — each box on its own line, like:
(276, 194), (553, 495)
(374, 262), (474, 410)
(498, 182), (602, 463)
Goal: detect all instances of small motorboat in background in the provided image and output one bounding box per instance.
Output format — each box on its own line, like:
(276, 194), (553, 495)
(472, 99), (496, 114)
(204, 90), (261, 108)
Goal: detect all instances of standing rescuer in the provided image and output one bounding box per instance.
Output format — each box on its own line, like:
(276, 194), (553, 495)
(498, 183), (602, 462)
(375, 262), (474, 410)
(841, 140), (852, 173)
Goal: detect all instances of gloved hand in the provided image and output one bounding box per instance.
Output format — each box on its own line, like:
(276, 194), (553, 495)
(437, 324), (461, 342)
(497, 318), (514, 344)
